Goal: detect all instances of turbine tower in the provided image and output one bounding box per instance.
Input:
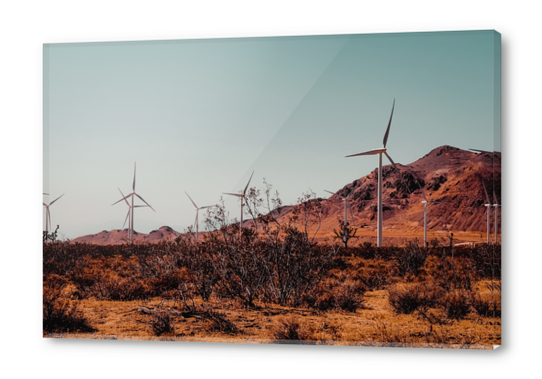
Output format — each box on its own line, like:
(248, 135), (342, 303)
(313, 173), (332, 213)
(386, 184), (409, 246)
(117, 188), (148, 242)
(185, 192), (215, 242)
(470, 148), (501, 245)
(324, 190), (354, 226)
(481, 180), (492, 244)
(223, 171), (254, 235)
(493, 189), (500, 244)
(418, 186), (440, 248)
(43, 194), (64, 234)
(346, 99), (397, 247)
(112, 163), (155, 244)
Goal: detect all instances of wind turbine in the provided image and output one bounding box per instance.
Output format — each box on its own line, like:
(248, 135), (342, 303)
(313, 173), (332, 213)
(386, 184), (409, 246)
(117, 188), (148, 242)
(493, 189), (500, 244)
(223, 171), (254, 235)
(185, 192), (215, 242)
(43, 194), (64, 234)
(481, 180), (492, 244)
(418, 186), (440, 248)
(112, 163), (155, 244)
(324, 190), (354, 227)
(346, 99), (398, 247)
(470, 148), (501, 244)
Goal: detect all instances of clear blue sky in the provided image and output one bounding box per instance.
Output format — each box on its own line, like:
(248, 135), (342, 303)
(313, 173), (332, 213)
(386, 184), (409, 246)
(43, 30), (500, 239)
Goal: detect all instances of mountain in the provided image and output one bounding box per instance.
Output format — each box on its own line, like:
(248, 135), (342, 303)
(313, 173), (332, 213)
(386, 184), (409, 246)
(271, 145), (501, 245)
(72, 145), (501, 246)
(71, 226), (182, 245)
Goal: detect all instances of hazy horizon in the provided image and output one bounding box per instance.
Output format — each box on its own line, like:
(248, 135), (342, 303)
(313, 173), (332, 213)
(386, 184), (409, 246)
(43, 30), (501, 239)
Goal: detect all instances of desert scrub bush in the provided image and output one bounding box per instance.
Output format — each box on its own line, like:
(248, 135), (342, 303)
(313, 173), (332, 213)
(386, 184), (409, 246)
(423, 255), (477, 291)
(439, 289), (473, 320)
(388, 282), (441, 314)
(43, 277), (94, 334)
(472, 282), (501, 318)
(351, 259), (397, 291)
(202, 309), (240, 335)
(150, 309), (175, 336)
(272, 315), (313, 341)
(393, 240), (431, 277)
(304, 276), (365, 312)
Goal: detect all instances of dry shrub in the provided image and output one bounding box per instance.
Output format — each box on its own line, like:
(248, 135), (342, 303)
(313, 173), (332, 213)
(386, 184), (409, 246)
(440, 289), (473, 320)
(43, 278), (94, 334)
(272, 315), (313, 341)
(393, 241), (431, 276)
(388, 282), (440, 314)
(202, 309), (240, 335)
(305, 276), (365, 312)
(150, 309), (175, 336)
(472, 282), (501, 318)
(424, 256), (477, 291)
(352, 259), (396, 291)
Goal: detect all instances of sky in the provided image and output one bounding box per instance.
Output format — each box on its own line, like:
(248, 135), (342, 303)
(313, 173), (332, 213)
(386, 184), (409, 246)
(43, 30), (501, 239)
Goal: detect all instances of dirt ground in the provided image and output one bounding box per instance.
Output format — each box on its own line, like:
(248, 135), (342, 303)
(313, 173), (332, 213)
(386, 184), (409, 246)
(46, 285), (500, 349)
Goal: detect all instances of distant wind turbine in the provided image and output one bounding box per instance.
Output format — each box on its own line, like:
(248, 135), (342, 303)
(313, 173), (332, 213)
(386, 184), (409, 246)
(223, 171), (254, 235)
(346, 99), (398, 247)
(481, 180), (492, 244)
(117, 188), (148, 239)
(493, 189), (500, 244)
(470, 148), (500, 244)
(112, 163), (155, 244)
(418, 186), (440, 248)
(324, 189), (354, 227)
(43, 194), (64, 234)
(185, 192), (215, 242)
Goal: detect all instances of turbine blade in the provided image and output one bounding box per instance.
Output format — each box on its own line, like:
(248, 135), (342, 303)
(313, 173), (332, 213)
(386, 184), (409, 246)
(348, 201), (354, 219)
(324, 190), (335, 195)
(469, 148), (492, 154)
(223, 192), (244, 198)
(383, 99), (395, 148)
(123, 209), (130, 229)
(243, 171), (255, 196)
(135, 193), (155, 212)
(43, 203), (47, 207)
(185, 192), (198, 209)
(199, 205), (215, 209)
(49, 194), (64, 206)
(481, 180), (491, 204)
(112, 193), (133, 206)
(345, 149), (381, 158)
(133, 162), (136, 191)
(384, 152), (397, 168)
(118, 188), (130, 206)
(133, 205), (148, 208)
(493, 189), (498, 204)
(43, 193), (49, 195)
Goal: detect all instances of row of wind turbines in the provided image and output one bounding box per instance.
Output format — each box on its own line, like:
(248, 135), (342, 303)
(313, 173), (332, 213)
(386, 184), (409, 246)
(44, 100), (499, 247)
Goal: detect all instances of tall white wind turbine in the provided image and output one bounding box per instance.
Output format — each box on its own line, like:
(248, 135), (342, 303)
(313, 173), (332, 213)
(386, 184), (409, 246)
(481, 180), (492, 244)
(223, 171), (254, 235)
(43, 194), (64, 234)
(112, 163), (155, 244)
(185, 192), (215, 242)
(324, 190), (354, 226)
(346, 99), (397, 247)
(493, 189), (500, 244)
(470, 148), (500, 244)
(419, 186), (440, 248)
(117, 188), (148, 242)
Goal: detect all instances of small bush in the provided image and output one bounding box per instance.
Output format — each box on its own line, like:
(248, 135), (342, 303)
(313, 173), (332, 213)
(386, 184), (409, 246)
(472, 284), (501, 318)
(272, 315), (313, 341)
(440, 289), (472, 320)
(150, 309), (175, 336)
(394, 241), (430, 277)
(305, 278), (365, 312)
(43, 280), (94, 334)
(203, 310), (240, 335)
(388, 283), (440, 314)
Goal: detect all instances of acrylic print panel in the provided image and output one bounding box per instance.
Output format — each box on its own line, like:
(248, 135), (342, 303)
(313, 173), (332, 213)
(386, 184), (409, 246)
(43, 30), (501, 349)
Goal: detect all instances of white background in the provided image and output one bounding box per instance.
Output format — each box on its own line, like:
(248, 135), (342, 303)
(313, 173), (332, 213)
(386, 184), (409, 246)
(0, 1), (539, 378)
